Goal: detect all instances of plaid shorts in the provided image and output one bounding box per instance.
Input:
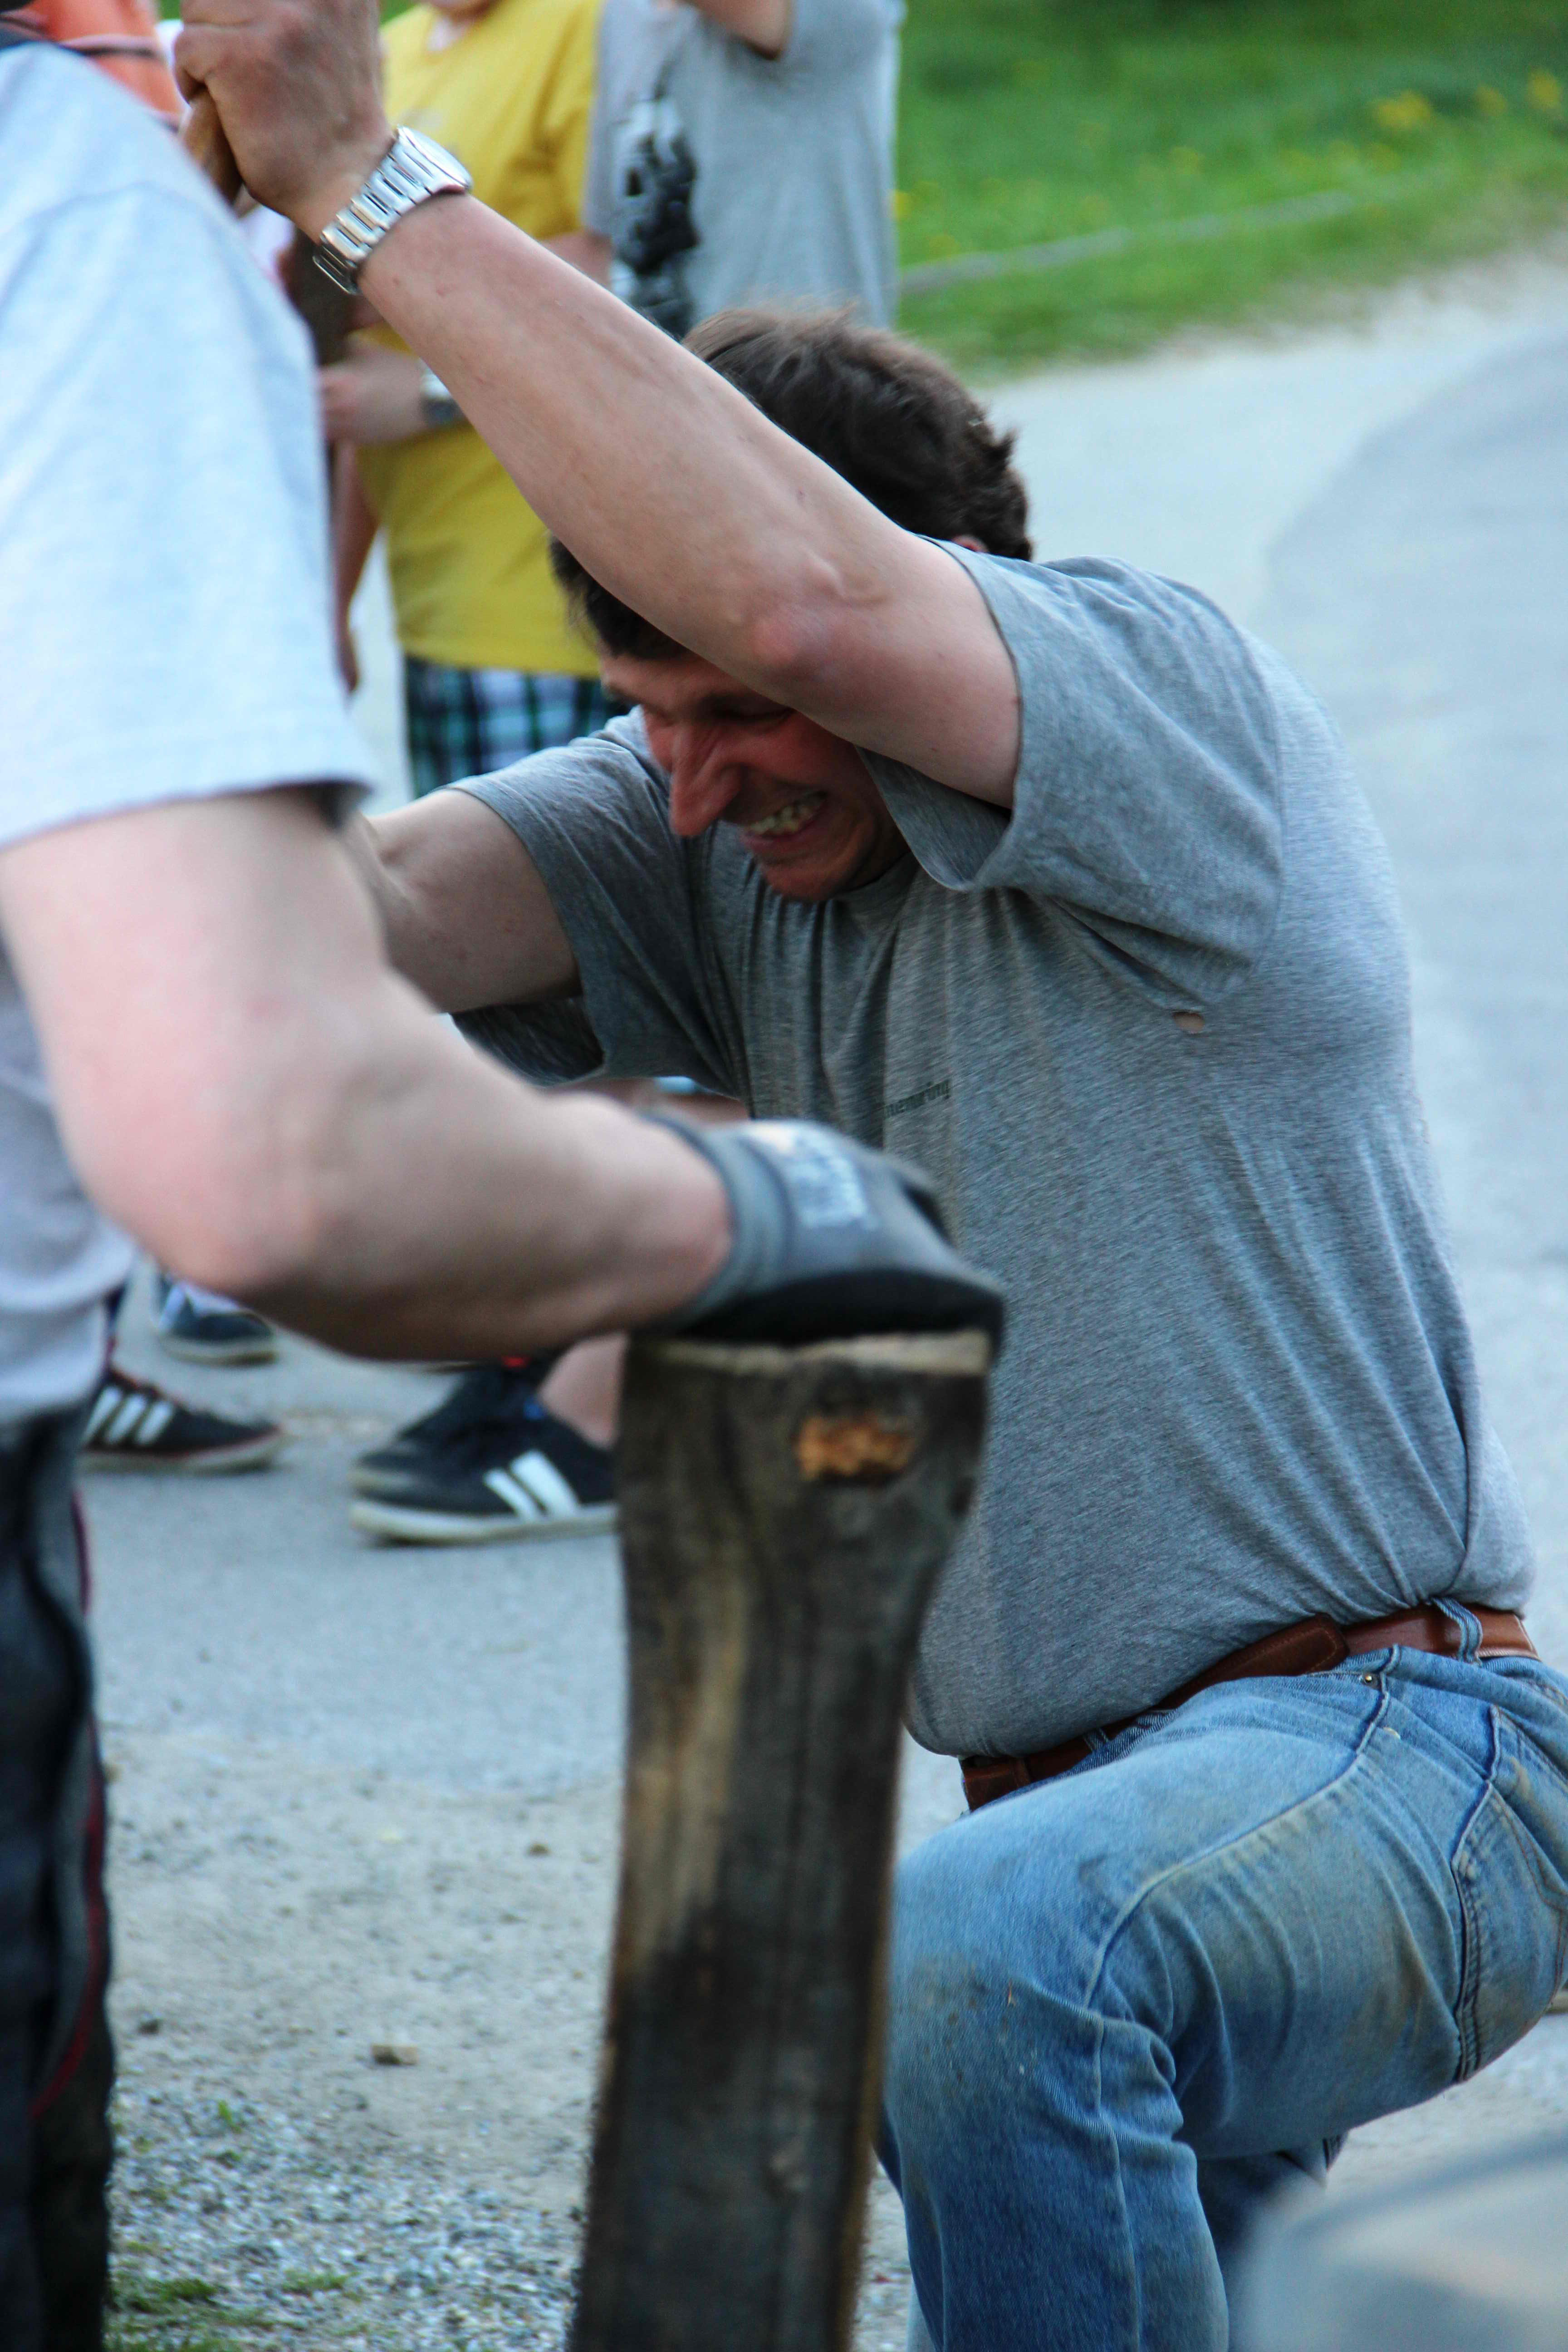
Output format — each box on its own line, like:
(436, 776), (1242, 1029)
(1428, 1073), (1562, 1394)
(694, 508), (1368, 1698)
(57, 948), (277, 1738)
(403, 657), (612, 797)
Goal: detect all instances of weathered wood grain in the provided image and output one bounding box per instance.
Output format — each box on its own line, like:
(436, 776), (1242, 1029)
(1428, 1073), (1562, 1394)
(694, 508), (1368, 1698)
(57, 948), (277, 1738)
(573, 1330), (990, 2352)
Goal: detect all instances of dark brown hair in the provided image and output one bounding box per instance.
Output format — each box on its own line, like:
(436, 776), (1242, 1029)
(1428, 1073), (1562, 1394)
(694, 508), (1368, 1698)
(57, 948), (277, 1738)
(549, 306), (1033, 661)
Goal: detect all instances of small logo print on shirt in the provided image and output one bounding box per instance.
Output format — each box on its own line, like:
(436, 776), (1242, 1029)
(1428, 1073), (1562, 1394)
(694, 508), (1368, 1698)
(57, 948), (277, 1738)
(885, 1078), (952, 1120)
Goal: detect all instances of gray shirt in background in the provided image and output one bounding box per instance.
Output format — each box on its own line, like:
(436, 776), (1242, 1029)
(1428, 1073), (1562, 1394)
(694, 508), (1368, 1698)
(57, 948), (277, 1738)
(0, 49), (368, 1420)
(457, 547), (1534, 1761)
(583, 0), (901, 331)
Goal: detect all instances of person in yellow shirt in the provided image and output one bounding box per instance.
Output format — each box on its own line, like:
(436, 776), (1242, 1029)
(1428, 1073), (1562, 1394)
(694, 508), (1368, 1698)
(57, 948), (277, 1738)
(322, 0), (624, 1545)
(323, 0), (609, 795)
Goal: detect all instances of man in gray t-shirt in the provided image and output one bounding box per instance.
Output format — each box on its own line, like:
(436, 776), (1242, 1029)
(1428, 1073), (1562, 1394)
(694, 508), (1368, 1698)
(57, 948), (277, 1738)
(582, 0), (900, 333)
(170, 18), (1568, 2330)
(346, 321), (1566, 2340)
(459, 564), (1537, 1759)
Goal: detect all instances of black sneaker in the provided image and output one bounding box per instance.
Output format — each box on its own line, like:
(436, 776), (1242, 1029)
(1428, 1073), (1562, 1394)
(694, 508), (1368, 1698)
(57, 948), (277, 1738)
(79, 1362), (287, 1474)
(152, 1272), (277, 1367)
(349, 1361), (557, 1499)
(349, 1383), (613, 1546)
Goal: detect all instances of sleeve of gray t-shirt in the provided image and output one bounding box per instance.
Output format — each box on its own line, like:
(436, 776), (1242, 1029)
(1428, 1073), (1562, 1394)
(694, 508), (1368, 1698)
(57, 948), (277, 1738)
(453, 717), (745, 1095)
(861, 547), (1289, 1008)
(1, 59), (369, 847)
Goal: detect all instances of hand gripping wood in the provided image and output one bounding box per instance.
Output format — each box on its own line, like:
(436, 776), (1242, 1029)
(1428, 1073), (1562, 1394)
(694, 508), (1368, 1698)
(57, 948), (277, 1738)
(573, 1328), (991, 2352)
(179, 90), (242, 206)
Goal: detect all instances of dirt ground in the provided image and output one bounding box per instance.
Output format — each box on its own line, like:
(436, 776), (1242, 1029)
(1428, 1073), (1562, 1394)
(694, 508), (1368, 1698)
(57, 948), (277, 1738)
(103, 1680), (960, 2347)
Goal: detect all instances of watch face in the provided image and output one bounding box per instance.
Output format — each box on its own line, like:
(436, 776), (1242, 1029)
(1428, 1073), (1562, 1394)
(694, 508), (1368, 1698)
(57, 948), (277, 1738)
(400, 127), (471, 191)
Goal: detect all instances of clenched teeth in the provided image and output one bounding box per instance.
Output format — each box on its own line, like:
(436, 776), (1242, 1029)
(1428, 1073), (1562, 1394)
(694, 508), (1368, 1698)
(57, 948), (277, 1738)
(745, 793), (825, 840)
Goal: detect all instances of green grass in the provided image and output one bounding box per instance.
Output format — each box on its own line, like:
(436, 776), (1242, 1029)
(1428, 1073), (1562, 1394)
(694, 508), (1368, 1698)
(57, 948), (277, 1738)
(107, 2269), (257, 2352)
(897, 0), (1568, 369)
(108, 2264), (361, 2350)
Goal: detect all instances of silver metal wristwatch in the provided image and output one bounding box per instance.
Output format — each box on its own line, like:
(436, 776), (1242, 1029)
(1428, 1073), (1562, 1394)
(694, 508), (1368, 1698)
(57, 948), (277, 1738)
(315, 127), (472, 294)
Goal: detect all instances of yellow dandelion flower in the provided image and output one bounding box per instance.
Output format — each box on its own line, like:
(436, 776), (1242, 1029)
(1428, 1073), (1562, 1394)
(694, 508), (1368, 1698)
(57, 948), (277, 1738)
(1527, 68), (1563, 114)
(1475, 84), (1509, 118)
(1373, 91), (1434, 135)
(892, 190), (913, 220)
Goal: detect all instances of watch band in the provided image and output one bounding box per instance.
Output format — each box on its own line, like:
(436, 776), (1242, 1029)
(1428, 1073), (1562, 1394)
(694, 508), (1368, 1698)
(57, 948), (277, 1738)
(315, 127), (472, 294)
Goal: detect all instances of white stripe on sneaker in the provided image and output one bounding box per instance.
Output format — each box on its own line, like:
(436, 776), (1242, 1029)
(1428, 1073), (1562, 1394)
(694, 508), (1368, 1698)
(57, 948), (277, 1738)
(508, 1450), (582, 1520)
(84, 1386), (122, 1441)
(483, 1465), (544, 1520)
(104, 1394), (148, 1446)
(137, 1398), (176, 1444)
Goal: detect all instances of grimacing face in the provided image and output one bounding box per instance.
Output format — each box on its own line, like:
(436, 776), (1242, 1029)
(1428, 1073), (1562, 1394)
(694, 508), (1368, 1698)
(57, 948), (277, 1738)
(600, 651), (907, 903)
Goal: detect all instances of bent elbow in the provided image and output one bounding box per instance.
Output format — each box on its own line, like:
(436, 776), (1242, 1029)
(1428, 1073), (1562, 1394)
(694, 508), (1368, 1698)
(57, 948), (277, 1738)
(73, 1111), (344, 1314)
(733, 562), (868, 712)
(130, 1180), (336, 1314)
(160, 1213), (330, 1316)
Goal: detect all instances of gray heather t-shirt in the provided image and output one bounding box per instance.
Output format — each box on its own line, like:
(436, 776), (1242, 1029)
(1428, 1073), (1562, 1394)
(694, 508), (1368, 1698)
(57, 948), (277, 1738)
(583, 0), (900, 329)
(0, 48), (368, 1420)
(457, 549), (1534, 1760)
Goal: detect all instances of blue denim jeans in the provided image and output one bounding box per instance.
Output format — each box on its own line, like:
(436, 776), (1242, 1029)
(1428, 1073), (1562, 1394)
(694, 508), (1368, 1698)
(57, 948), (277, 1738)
(881, 1625), (1568, 2352)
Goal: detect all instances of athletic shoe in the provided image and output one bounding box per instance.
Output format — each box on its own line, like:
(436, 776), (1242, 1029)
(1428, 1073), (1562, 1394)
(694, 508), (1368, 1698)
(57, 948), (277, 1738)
(152, 1272), (277, 1367)
(349, 1385), (613, 1545)
(349, 1360), (556, 1499)
(79, 1362), (287, 1474)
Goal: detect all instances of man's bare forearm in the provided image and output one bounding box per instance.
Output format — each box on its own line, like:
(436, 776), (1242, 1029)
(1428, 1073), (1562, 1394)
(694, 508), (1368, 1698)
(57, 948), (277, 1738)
(0, 791), (718, 1361)
(175, 0), (1019, 799)
(349, 792), (579, 1013)
(356, 209), (883, 703)
(172, 0), (1014, 801)
(343, 202), (1015, 797)
(244, 1010), (725, 1359)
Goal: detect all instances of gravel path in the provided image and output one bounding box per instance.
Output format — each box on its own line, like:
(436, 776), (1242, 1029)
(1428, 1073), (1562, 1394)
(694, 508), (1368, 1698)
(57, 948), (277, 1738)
(112, 2066), (578, 2350)
(98, 1688), (946, 2349)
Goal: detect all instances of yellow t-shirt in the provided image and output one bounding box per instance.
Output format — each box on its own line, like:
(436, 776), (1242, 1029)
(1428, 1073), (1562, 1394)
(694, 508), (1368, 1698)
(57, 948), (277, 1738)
(357, 0), (600, 675)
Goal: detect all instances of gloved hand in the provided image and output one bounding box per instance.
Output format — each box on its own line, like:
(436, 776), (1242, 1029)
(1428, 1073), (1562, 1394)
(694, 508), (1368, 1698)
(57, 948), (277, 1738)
(647, 1118), (1004, 1349)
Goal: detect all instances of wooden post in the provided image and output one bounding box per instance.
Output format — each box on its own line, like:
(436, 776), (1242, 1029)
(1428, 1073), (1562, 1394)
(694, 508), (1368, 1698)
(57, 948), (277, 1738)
(573, 1329), (990, 2352)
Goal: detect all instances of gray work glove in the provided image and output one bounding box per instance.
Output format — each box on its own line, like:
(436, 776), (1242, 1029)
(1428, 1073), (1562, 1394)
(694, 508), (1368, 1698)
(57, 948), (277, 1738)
(647, 1117), (1005, 1349)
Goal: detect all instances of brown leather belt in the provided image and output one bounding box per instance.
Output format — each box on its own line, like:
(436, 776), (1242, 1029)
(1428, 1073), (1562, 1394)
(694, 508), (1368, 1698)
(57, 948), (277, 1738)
(961, 1605), (1537, 1813)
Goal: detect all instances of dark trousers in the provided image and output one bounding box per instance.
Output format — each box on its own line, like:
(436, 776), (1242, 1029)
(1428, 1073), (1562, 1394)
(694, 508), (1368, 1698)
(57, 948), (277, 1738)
(0, 1411), (111, 2352)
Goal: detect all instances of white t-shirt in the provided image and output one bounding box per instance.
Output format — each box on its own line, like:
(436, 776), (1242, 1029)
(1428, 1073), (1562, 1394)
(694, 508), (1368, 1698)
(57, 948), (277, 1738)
(0, 45), (370, 1419)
